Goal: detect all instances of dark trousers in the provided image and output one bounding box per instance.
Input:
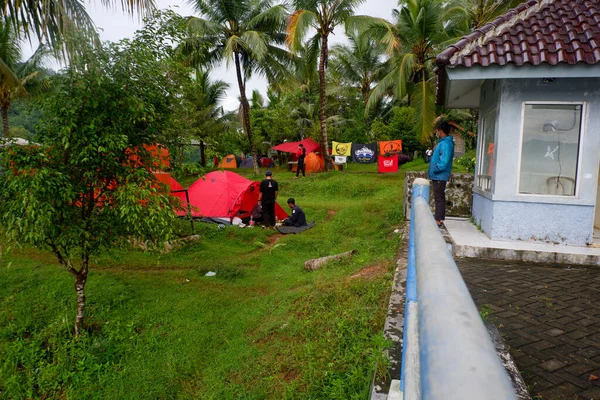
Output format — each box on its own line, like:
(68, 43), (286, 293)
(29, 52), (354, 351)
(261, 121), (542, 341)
(296, 159), (305, 177)
(432, 180), (447, 222)
(262, 201), (276, 227)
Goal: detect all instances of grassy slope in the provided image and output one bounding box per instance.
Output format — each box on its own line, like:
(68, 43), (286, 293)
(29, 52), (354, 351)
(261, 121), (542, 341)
(0, 163), (408, 399)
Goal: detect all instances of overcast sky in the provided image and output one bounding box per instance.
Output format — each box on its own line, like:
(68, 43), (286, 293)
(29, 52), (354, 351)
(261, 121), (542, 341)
(42, 0), (399, 111)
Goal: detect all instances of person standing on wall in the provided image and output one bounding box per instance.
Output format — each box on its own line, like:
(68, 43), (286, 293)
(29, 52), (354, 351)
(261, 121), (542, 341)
(295, 144), (306, 178)
(428, 120), (455, 228)
(258, 170), (278, 229)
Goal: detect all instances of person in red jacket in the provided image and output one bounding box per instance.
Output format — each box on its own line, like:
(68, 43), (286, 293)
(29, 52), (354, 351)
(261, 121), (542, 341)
(295, 144), (306, 178)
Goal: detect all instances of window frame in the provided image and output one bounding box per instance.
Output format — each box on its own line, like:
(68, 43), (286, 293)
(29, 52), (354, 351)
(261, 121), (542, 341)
(475, 108), (498, 193)
(515, 101), (586, 198)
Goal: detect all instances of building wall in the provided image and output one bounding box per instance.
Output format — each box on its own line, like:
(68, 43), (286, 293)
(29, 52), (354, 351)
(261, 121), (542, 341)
(474, 77), (600, 245)
(493, 201), (593, 245)
(472, 193), (494, 236)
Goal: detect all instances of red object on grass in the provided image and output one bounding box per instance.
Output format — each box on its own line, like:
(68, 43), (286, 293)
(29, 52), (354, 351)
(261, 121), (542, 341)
(176, 170), (287, 220)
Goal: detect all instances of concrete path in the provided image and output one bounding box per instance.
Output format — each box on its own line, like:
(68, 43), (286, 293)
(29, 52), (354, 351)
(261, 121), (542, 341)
(457, 258), (600, 400)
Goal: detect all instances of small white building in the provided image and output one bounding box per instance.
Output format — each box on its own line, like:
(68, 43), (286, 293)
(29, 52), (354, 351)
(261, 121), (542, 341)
(436, 0), (600, 246)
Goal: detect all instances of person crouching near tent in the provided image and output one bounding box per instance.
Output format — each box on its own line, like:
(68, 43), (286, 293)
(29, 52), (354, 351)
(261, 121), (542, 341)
(258, 170), (279, 229)
(283, 198), (307, 227)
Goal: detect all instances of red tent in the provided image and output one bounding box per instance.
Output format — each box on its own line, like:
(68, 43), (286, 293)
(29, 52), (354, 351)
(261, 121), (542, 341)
(271, 138), (320, 154)
(176, 171), (288, 220)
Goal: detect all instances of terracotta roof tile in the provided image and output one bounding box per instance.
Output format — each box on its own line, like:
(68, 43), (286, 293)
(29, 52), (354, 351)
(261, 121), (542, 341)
(436, 0), (600, 69)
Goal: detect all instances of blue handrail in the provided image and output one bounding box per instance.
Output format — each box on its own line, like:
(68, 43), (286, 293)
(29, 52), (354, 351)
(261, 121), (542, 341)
(400, 179), (516, 400)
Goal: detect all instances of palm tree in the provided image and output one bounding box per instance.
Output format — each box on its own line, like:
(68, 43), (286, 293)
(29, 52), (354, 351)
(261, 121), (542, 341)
(447, 0), (525, 31)
(287, 0), (365, 170)
(329, 29), (387, 129)
(362, 0), (456, 144)
(0, 22), (50, 137)
(1, 0), (153, 53)
(182, 69), (229, 165)
(183, 0), (290, 174)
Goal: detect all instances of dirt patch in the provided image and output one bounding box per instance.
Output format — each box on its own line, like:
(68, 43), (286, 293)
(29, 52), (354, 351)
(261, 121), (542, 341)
(325, 210), (337, 221)
(349, 263), (388, 280)
(266, 234), (281, 246)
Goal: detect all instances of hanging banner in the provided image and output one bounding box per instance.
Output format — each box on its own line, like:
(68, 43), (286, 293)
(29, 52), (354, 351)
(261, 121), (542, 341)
(334, 156), (347, 164)
(332, 141), (352, 156)
(378, 155), (398, 173)
(351, 143), (377, 163)
(379, 140), (403, 156)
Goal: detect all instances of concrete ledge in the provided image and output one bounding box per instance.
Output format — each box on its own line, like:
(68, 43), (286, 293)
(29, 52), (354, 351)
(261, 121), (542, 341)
(453, 244), (600, 266)
(446, 218), (600, 266)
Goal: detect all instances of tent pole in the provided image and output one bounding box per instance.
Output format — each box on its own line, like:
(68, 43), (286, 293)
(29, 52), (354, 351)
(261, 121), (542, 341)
(185, 189), (194, 234)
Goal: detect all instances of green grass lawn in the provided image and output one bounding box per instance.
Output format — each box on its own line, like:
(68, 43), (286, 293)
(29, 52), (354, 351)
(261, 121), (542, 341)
(0, 163), (408, 399)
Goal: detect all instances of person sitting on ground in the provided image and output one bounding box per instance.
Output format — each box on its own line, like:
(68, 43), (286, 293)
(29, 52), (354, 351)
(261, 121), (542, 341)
(250, 202), (264, 225)
(283, 198), (307, 227)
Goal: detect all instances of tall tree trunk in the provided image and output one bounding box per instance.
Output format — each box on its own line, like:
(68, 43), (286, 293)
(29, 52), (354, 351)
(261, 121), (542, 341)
(74, 266), (88, 337)
(234, 53), (259, 175)
(362, 84), (371, 131)
(318, 35), (332, 171)
(1, 106), (9, 137)
(200, 140), (206, 166)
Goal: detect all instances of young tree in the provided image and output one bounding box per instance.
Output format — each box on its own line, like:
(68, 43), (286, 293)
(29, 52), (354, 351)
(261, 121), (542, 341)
(0, 16), (188, 336)
(182, 0), (290, 174)
(287, 0), (365, 170)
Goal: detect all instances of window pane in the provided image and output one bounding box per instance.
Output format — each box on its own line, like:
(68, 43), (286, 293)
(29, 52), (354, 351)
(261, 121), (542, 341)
(477, 111), (496, 191)
(519, 104), (582, 195)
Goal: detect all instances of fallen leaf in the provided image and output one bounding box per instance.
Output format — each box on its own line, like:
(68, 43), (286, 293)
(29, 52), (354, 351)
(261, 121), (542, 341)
(589, 374), (598, 381)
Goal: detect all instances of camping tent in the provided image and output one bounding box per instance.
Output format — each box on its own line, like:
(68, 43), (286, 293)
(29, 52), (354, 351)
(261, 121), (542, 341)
(176, 170), (288, 220)
(240, 156), (254, 168)
(271, 138), (320, 154)
(218, 154), (241, 169)
(240, 156), (276, 168)
(299, 152), (324, 173)
(153, 172), (188, 212)
(271, 138), (324, 173)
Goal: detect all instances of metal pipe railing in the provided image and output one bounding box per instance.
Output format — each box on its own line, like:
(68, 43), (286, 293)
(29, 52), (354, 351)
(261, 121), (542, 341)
(400, 179), (516, 400)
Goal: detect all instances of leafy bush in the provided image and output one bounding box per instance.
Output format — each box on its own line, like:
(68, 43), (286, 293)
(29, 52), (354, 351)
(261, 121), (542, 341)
(456, 154), (476, 172)
(397, 153), (412, 166)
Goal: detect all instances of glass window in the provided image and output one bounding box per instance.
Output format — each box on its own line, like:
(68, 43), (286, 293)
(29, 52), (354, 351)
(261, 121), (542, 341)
(476, 110), (496, 191)
(519, 104), (582, 196)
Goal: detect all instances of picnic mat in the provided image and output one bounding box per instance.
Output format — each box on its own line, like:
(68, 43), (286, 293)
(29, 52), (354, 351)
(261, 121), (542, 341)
(277, 222), (316, 234)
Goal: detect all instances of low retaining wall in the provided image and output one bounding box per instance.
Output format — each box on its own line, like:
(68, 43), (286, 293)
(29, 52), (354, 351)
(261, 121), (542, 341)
(404, 171), (473, 219)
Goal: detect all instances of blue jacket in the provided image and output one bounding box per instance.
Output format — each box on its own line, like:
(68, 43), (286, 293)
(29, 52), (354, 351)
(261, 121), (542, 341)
(428, 135), (455, 181)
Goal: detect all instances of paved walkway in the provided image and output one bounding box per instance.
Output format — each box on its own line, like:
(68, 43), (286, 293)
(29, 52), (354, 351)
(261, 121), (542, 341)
(458, 259), (600, 400)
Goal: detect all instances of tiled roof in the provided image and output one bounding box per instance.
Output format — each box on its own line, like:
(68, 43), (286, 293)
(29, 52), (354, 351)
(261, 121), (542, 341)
(436, 0), (600, 69)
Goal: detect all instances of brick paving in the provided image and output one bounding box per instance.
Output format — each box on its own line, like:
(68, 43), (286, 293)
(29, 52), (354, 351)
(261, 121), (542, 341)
(457, 259), (600, 400)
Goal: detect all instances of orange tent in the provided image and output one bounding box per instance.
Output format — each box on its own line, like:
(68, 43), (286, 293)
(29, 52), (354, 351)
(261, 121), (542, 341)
(218, 154), (240, 169)
(293, 152), (324, 174)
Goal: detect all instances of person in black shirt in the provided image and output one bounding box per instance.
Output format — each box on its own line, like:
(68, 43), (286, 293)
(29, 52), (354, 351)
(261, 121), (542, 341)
(283, 198), (307, 227)
(295, 144), (306, 178)
(258, 170), (279, 228)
